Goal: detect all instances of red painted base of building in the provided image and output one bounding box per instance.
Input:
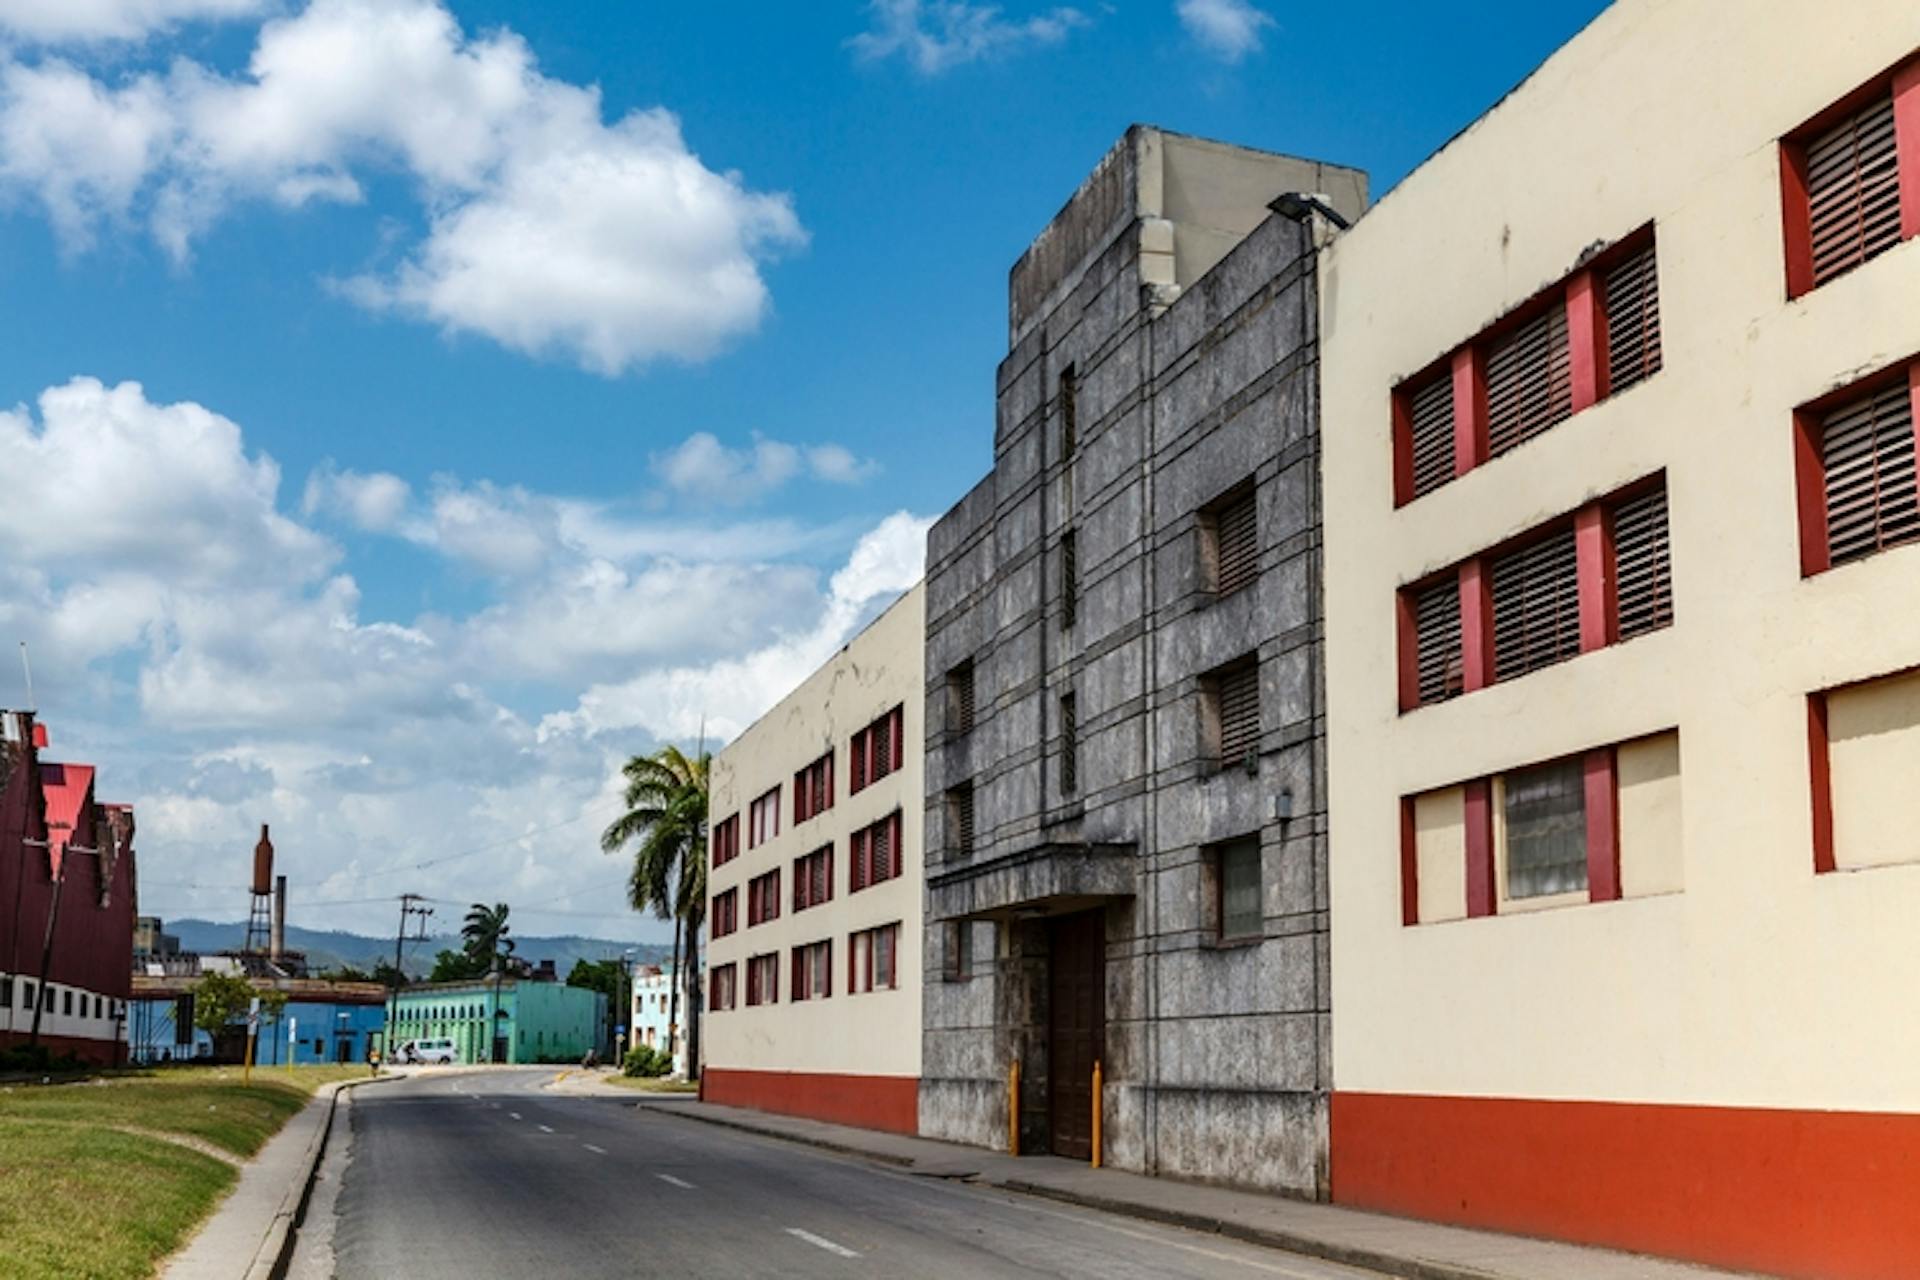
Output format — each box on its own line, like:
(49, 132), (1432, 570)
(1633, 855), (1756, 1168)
(700, 1068), (919, 1136)
(0, 1031), (123, 1067)
(1332, 1091), (1920, 1280)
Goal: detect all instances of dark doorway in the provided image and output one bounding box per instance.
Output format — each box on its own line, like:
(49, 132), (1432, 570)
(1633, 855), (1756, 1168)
(335, 1036), (353, 1064)
(1047, 909), (1105, 1159)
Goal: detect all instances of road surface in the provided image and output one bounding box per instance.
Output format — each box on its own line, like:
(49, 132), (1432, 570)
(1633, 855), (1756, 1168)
(301, 1067), (1386, 1279)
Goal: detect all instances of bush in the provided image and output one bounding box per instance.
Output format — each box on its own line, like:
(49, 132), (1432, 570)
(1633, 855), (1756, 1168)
(0, 1044), (84, 1077)
(622, 1045), (672, 1078)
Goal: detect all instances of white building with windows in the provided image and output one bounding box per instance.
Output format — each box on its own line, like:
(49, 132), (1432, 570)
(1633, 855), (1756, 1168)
(702, 584), (925, 1134)
(626, 963), (684, 1072)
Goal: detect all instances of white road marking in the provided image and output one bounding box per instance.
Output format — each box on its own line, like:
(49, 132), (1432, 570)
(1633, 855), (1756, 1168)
(655, 1173), (695, 1190)
(538, 1124), (555, 1134)
(786, 1228), (860, 1259)
(583, 1144), (608, 1155)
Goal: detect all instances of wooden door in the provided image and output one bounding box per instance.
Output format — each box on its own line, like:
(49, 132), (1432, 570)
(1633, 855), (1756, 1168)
(1047, 910), (1105, 1159)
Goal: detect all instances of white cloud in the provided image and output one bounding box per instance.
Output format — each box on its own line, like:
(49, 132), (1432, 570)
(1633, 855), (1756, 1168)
(302, 462), (412, 532)
(0, 0), (805, 373)
(0, 0), (264, 44)
(651, 431), (879, 504)
(850, 0), (1087, 75)
(1175, 0), (1275, 63)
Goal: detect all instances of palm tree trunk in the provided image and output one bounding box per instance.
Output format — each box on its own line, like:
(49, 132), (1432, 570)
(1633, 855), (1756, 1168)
(667, 912), (683, 1073)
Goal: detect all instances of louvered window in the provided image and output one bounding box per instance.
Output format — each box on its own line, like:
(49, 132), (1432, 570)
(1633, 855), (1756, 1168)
(1208, 485), (1259, 596)
(1061, 530), (1078, 629)
(948, 782), (975, 856)
(1808, 94), (1902, 289)
(1822, 382), (1919, 567)
(793, 753), (832, 824)
(1491, 529), (1580, 682)
(747, 870), (781, 926)
(852, 811), (903, 890)
(791, 940), (831, 1002)
(792, 846), (832, 912)
(1485, 305), (1572, 458)
(1406, 371), (1456, 499)
(1213, 660), (1261, 770)
(1603, 246), (1662, 394)
(1612, 487), (1673, 639)
(1060, 365), (1078, 457)
(948, 661), (975, 735)
(1413, 578), (1464, 705)
(1059, 693), (1078, 795)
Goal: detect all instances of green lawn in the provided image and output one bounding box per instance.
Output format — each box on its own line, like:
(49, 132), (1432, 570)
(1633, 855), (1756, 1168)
(0, 1065), (365, 1279)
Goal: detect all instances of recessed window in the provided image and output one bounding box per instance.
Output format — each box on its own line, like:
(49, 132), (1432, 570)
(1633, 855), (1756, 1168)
(711, 814), (740, 867)
(1602, 244), (1663, 395)
(790, 941), (832, 1002)
(1403, 371), (1456, 501)
(1215, 838), (1263, 942)
(850, 705), (904, 793)
(849, 923), (900, 994)
(946, 782), (975, 857)
(1204, 658), (1261, 772)
(1201, 480), (1259, 598)
(711, 888), (738, 938)
(851, 811), (904, 891)
(1490, 528), (1580, 682)
(1814, 378), (1918, 570)
(747, 787), (780, 848)
(947, 659), (976, 736)
(1060, 529), (1078, 630)
(1059, 364), (1078, 458)
(793, 752), (833, 825)
(1059, 693), (1079, 795)
(746, 870), (781, 926)
(745, 954), (777, 1006)
(942, 921), (973, 983)
(792, 846), (833, 912)
(1503, 758), (1588, 900)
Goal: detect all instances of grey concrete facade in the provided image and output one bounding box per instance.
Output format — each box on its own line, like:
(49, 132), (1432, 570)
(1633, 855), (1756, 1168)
(920, 126), (1364, 1199)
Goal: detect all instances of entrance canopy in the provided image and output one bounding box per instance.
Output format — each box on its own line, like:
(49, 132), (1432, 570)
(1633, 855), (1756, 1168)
(927, 840), (1136, 922)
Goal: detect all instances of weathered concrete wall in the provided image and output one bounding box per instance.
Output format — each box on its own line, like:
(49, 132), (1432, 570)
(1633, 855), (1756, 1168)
(924, 128), (1360, 1198)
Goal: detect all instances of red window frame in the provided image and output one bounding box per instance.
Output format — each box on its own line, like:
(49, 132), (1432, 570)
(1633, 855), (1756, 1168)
(748, 787), (780, 848)
(790, 939), (833, 1002)
(1793, 357), (1920, 576)
(1397, 473), (1671, 711)
(792, 845), (834, 912)
(709, 963), (736, 1011)
(1780, 54), (1920, 300)
(711, 887), (738, 938)
(849, 705), (906, 795)
(1391, 226), (1660, 507)
(849, 810), (904, 892)
(847, 922), (901, 994)
(711, 814), (740, 867)
(746, 869), (781, 927)
(793, 752), (834, 825)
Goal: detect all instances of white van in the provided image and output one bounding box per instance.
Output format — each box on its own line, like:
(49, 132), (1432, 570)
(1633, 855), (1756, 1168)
(396, 1038), (459, 1065)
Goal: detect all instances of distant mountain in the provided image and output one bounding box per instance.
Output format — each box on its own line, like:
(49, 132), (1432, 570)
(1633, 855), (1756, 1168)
(163, 919), (674, 978)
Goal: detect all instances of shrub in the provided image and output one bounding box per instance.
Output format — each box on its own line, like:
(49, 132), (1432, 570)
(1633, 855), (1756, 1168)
(622, 1045), (671, 1078)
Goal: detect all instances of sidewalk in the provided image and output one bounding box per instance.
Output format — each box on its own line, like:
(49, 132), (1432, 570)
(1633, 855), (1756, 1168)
(632, 1096), (1756, 1280)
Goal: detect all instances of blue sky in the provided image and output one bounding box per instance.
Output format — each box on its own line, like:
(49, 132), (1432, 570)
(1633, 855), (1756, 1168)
(0, 0), (1606, 942)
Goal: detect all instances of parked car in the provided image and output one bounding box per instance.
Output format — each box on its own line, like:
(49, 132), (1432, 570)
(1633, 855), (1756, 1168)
(395, 1038), (459, 1065)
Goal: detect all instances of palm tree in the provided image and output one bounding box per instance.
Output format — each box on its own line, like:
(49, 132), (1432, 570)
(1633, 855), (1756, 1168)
(601, 745), (709, 1076)
(461, 902), (514, 975)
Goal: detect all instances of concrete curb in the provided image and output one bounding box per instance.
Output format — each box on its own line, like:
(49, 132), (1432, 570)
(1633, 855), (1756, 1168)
(244, 1075), (396, 1280)
(645, 1103), (918, 1168)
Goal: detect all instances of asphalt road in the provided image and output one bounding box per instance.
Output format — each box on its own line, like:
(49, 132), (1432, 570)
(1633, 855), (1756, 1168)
(311, 1067), (1385, 1280)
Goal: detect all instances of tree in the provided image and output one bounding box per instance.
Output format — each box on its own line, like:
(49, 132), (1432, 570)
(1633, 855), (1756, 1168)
(566, 958), (621, 999)
(601, 745), (709, 1077)
(190, 971), (257, 1036)
(430, 949), (488, 983)
(317, 964), (371, 983)
(370, 959), (405, 989)
(461, 902), (515, 973)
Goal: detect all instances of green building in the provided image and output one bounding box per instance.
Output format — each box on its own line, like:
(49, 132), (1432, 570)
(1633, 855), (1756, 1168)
(389, 977), (606, 1065)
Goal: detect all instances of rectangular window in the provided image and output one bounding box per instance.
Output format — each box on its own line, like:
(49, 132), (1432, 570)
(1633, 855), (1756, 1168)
(0, 977), (9, 1009)
(1819, 379), (1918, 569)
(1059, 364), (1078, 458)
(711, 814), (740, 867)
(1485, 303), (1572, 459)
(1202, 481), (1260, 597)
(791, 940), (832, 1001)
(747, 869), (781, 926)
(63, 989), (72, 1017)
(1207, 658), (1261, 771)
(1503, 757), (1588, 899)
(1402, 370), (1456, 502)
(947, 660), (975, 736)
(850, 705), (905, 794)
(1216, 837), (1263, 942)
(1602, 244), (1662, 395)
(1490, 527), (1580, 682)
(710, 964), (736, 1011)
(1411, 577), (1464, 707)
(947, 782), (974, 857)
(1612, 485), (1674, 640)
(792, 846), (833, 911)
(942, 920), (972, 983)
(793, 752), (834, 825)
(711, 888), (738, 938)
(745, 954), (778, 1006)
(1060, 529), (1078, 629)
(748, 787), (780, 848)
(850, 811), (904, 891)
(1059, 692), (1078, 795)
(1809, 94), (1903, 289)
(849, 923), (901, 994)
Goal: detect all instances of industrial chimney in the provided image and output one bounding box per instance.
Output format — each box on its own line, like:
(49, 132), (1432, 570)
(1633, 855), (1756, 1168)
(271, 874), (287, 962)
(245, 824), (276, 957)
(252, 824), (274, 896)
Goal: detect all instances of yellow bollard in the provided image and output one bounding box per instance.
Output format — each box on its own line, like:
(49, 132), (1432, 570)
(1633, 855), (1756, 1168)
(1091, 1059), (1102, 1168)
(1008, 1060), (1021, 1156)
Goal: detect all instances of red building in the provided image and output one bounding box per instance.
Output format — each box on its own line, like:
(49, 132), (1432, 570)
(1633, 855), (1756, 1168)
(0, 710), (138, 1065)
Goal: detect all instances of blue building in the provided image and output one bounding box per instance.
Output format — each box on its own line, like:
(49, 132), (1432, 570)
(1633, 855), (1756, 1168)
(130, 973), (387, 1065)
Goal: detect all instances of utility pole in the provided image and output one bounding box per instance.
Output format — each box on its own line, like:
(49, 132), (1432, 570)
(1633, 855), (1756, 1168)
(384, 894), (432, 1058)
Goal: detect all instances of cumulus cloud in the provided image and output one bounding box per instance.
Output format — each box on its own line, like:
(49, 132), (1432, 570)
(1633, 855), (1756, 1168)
(0, 0), (264, 44)
(302, 462), (412, 532)
(850, 0), (1088, 75)
(1175, 0), (1275, 63)
(651, 431), (879, 505)
(0, 0), (804, 373)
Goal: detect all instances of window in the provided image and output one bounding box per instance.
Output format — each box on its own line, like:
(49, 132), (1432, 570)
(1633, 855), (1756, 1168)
(748, 787), (780, 848)
(1490, 528), (1580, 682)
(747, 869), (781, 926)
(1059, 364), (1078, 457)
(851, 811), (904, 890)
(1602, 245), (1662, 395)
(710, 963), (736, 1011)
(947, 660), (976, 736)
(1205, 658), (1261, 772)
(849, 923), (900, 993)
(22, 982), (34, 1010)
(793, 752), (834, 825)
(850, 704), (905, 793)
(1503, 758), (1588, 900)
(1201, 481), (1259, 597)
(946, 782), (974, 857)
(793, 846), (833, 911)
(1060, 530), (1078, 629)
(1215, 837), (1263, 942)
(1485, 304), (1572, 459)
(1612, 486), (1674, 639)
(1798, 373), (1919, 574)
(711, 814), (740, 867)
(1411, 578), (1464, 707)
(790, 940), (832, 1001)
(0, 977), (9, 1008)
(745, 954), (778, 1006)
(63, 989), (72, 1017)
(1783, 60), (1919, 298)
(712, 888), (739, 938)
(942, 921), (972, 983)
(1059, 693), (1078, 795)
(1402, 369), (1456, 501)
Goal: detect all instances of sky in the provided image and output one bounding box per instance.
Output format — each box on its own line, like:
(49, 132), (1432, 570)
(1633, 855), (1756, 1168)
(0, 0), (1608, 944)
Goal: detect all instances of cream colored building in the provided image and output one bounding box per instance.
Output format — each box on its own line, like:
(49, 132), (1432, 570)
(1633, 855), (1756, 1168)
(702, 584), (924, 1133)
(1317, 4), (1920, 1278)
